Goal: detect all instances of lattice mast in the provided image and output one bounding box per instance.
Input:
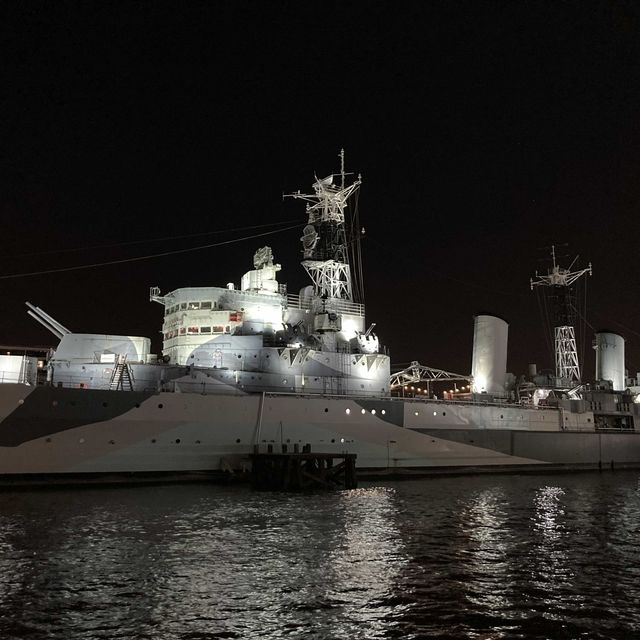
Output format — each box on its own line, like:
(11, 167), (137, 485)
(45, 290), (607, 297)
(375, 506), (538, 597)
(530, 246), (592, 384)
(284, 149), (361, 301)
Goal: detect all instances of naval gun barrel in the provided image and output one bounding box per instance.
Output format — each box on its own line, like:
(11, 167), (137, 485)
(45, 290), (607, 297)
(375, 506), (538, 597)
(25, 302), (71, 340)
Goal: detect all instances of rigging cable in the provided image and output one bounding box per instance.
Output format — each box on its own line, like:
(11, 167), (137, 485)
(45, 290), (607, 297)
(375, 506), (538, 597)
(0, 223), (303, 281)
(4, 219), (300, 259)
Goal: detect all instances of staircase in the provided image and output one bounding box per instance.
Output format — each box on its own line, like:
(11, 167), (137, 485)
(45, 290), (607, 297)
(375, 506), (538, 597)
(109, 354), (134, 391)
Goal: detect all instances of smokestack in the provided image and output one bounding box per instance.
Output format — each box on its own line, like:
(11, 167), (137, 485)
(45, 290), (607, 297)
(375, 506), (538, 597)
(594, 331), (625, 391)
(471, 313), (509, 395)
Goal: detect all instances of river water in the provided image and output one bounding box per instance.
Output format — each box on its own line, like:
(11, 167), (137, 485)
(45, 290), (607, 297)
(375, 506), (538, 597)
(0, 472), (639, 639)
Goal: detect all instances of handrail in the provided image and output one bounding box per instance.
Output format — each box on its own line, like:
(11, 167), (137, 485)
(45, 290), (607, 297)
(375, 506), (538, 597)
(286, 294), (364, 317)
(262, 390), (560, 410)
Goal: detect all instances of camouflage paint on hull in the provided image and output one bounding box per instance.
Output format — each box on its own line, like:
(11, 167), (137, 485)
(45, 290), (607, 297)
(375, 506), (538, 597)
(0, 384), (639, 481)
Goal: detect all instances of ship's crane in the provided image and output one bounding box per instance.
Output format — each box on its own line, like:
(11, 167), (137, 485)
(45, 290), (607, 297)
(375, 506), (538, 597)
(530, 245), (592, 385)
(390, 361), (473, 395)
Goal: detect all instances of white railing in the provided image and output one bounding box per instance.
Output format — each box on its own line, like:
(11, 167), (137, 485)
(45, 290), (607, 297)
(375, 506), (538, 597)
(286, 294), (364, 317)
(263, 390), (560, 410)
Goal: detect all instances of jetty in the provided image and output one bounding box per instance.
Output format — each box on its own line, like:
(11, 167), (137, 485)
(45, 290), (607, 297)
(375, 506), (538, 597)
(250, 446), (357, 491)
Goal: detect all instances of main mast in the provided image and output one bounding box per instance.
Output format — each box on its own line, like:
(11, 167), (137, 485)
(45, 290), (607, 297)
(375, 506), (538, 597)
(530, 245), (592, 384)
(284, 149), (361, 301)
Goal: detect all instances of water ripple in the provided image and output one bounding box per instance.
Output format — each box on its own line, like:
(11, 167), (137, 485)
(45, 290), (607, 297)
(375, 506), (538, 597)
(0, 473), (639, 638)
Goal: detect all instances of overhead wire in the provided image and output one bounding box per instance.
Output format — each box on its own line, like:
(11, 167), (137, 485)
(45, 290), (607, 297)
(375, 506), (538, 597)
(0, 223), (303, 280)
(4, 219), (300, 259)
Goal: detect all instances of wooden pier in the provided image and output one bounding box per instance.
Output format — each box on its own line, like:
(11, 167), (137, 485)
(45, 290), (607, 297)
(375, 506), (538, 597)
(250, 448), (357, 491)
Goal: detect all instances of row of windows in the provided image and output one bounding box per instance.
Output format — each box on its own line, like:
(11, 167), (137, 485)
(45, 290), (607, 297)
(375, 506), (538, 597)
(164, 326), (231, 339)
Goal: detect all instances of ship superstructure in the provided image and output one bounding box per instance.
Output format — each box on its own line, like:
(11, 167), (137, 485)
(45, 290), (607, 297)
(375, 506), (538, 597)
(146, 152), (386, 397)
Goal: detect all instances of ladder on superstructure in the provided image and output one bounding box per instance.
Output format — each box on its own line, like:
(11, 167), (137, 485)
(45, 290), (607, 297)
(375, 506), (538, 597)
(109, 354), (134, 391)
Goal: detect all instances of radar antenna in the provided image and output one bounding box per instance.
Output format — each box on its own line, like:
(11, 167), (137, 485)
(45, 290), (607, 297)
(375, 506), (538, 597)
(530, 245), (592, 384)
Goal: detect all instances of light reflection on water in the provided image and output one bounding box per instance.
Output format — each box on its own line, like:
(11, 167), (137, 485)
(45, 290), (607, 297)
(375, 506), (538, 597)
(0, 473), (639, 639)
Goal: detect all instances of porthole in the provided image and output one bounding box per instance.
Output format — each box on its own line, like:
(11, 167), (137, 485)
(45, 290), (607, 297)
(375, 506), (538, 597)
(371, 409), (376, 415)
(433, 411), (437, 416)
(109, 440), (115, 445)
(103, 402), (108, 408)
(79, 438), (85, 444)
(151, 439), (156, 443)
(345, 408), (351, 415)
(381, 409), (386, 415)
(331, 438), (335, 443)
(415, 411), (419, 416)
(158, 403), (164, 409)
(135, 403), (140, 408)
(442, 412), (446, 416)
(236, 438), (241, 443)
(46, 437), (52, 443)
(500, 415), (503, 419)
(324, 408), (329, 413)
(237, 355), (242, 359)
(17, 399), (24, 405)
(196, 440), (201, 444)
(52, 400), (58, 407)
(175, 439), (181, 444)
(361, 409), (366, 414)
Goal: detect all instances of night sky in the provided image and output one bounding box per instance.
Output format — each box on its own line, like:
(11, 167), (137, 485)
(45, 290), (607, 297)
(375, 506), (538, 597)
(2, 2), (640, 379)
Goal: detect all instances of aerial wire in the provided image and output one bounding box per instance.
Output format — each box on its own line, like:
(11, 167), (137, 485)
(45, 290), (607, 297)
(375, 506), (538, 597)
(0, 223), (303, 280)
(4, 219), (300, 259)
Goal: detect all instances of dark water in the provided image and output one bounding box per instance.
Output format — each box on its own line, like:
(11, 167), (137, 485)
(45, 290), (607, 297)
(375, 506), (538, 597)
(1, 473), (639, 640)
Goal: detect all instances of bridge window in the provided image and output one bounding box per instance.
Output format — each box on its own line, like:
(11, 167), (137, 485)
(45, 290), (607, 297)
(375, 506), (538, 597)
(180, 303), (187, 310)
(201, 326), (211, 333)
(187, 326), (199, 334)
(201, 301), (212, 309)
(188, 302), (200, 310)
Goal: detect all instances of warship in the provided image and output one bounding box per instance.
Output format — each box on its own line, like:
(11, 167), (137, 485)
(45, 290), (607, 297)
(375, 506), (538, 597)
(1, 152), (640, 481)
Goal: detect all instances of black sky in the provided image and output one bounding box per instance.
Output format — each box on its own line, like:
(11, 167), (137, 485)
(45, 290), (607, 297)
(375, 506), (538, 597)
(1, 1), (640, 377)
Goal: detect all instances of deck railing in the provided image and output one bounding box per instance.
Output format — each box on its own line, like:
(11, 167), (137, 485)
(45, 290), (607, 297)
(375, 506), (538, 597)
(286, 294), (364, 317)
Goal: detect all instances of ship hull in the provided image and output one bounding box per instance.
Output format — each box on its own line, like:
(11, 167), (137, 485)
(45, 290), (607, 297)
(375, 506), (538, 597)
(1, 384), (639, 481)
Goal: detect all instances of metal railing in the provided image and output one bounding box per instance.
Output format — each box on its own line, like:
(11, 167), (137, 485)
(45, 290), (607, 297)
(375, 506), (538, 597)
(286, 294), (364, 317)
(263, 390), (560, 410)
